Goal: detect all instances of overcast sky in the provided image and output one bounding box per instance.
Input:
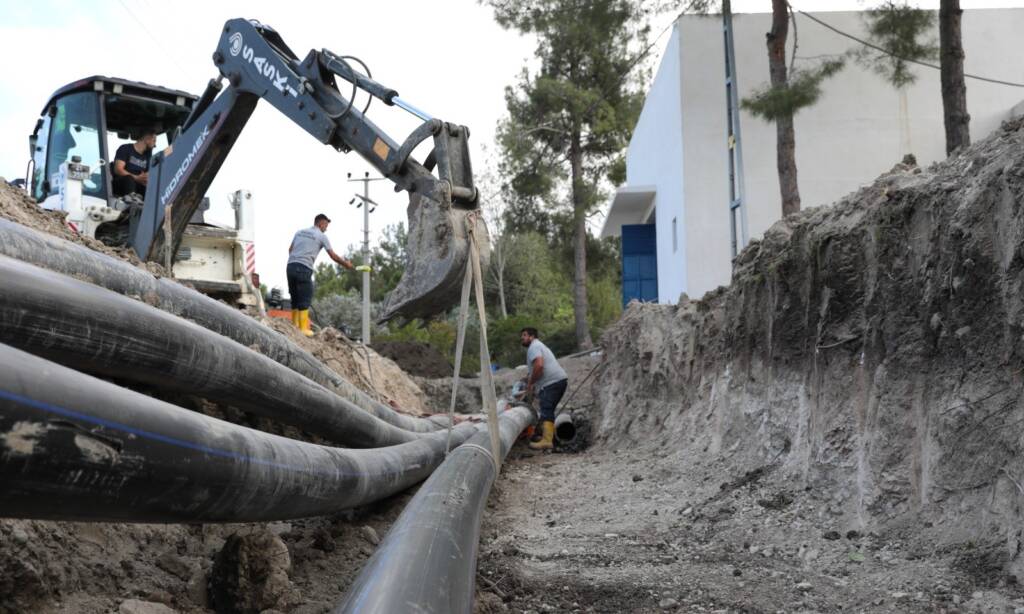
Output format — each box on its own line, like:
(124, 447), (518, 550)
(0, 0), (1020, 292)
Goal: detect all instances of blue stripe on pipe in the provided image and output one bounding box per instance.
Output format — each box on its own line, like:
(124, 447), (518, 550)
(0, 387), (404, 478)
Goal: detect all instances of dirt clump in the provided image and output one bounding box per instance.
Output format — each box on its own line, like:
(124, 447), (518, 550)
(371, 340), (453, 378)
(210, 530), (295, 614)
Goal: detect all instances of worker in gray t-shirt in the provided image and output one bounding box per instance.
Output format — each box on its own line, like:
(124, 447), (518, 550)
(286, 213), (354, 336)
(520, 327), (569, 450)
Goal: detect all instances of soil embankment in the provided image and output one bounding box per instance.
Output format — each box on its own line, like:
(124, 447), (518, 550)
(475, 121), (1024, 613)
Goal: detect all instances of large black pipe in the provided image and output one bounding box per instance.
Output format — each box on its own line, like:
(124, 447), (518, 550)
(0, 219), (446, 433)
(0, 255), (430, 448)
(0, 343), (480, 523)
(334, 404), (532, 614)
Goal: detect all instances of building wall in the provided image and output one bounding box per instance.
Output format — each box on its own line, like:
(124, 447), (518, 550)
(674, 8), (1024, 300)
(624, 28), (687, 304)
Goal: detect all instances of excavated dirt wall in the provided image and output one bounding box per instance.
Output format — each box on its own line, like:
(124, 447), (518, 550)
(595, 121), (1024, 573)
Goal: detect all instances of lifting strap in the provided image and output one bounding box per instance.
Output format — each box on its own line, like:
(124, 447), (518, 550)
(446, 212), (502, 473)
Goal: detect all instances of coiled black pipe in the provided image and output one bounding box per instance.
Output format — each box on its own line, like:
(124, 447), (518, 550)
(334, 404), (532, 614)
(0, 218), (446, 433)
(0, 343), (480, 523)
(0, 255), (428, 448)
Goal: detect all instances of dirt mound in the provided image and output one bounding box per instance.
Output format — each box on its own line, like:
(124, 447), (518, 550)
(371, 340), (453, 378)
(0, 180), (166, 276)
(593, 119), (1024, 573)
(0, 499), (412, 614)
(265, 320), (429, 415)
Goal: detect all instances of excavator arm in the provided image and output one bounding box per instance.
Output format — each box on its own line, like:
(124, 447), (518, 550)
(133, 18), (485, 321)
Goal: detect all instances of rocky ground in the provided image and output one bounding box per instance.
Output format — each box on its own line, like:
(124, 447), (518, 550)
(480, 433), (1024, 613)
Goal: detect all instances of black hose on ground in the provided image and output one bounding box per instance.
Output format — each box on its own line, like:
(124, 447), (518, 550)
(0, 255), (431, 448)
(0, 343), (482, 523)
(334, 404), (533, 614)
(0, 219), (446, 433)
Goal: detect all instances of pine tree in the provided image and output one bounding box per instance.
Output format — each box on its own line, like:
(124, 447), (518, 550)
(857, 1), (938, 89)
(939, 0), (970, 154)
(742, 2), (843, 216)
(487, 0), (649, 350)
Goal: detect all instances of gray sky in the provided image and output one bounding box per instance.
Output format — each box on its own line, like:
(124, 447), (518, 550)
(0, 0), (1020, 291)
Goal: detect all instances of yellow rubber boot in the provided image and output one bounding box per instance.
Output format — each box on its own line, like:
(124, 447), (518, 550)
(529, 420), (555, 450)
(298, 309), (314, 337)
(291, 309), (301, 328)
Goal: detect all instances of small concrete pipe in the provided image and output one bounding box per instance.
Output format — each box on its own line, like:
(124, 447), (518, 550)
(334, 405), (533, 614)
(0, 343), (483, 523)
(0, 255), (427, 448)
(0, 218), (448, 434)
(554, 411), (576, 445)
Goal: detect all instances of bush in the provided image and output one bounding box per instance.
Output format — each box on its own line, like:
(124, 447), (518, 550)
(487, 314), (576, 368)
(377, 315), (482, 376)
(311, 291), (386, 340)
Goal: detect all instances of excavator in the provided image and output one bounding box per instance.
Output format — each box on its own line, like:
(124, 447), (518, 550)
(23, 17), (487, 321)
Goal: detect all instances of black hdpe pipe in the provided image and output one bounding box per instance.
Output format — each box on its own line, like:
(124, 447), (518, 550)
(0, 255), (432, 448)
(334, 404), (533, 614)
(0, 343), (482, 522)
(0, 219), (446, 433)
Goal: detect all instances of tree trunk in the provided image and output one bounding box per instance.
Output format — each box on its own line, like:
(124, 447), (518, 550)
(768, 0), (800, 216)
(939, 0), (970, 155)
(569, 134), (593, 351)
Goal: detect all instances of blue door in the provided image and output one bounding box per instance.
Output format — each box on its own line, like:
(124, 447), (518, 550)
(621, 224), (658, 307)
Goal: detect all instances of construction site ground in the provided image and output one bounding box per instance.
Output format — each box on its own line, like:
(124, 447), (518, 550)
(481, 425), (1024, 614)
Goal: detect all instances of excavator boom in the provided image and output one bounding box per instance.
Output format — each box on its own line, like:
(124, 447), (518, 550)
(132, 18), (486, 321)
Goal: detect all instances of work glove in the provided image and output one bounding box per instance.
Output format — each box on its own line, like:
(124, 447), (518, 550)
(355, 265), (372, 273)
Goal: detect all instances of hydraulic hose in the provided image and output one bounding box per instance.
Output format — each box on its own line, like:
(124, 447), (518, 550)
(0, 219), (446, 433)
(334, 404), (533, 614)
(0, 343), (480, 523)
(0, 255), (430, 448)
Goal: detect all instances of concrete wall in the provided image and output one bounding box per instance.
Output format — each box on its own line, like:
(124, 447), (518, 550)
(668, 8), (1024, 300)
(625, 28), (687, 303)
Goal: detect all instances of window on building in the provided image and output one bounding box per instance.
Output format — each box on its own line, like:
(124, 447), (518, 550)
(672, 217), (677, 253)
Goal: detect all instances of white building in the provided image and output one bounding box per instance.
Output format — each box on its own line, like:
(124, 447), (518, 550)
(602, 8), (1024, 304)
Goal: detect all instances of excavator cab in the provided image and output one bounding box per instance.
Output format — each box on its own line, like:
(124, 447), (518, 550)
(26, 76), (194, 243)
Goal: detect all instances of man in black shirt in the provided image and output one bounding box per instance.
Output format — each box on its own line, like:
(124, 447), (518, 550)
(112, 128), (157, 197)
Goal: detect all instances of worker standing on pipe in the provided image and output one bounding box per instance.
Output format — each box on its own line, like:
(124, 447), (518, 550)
(520, 327), (568, 450)
(287, 214), (354, 336)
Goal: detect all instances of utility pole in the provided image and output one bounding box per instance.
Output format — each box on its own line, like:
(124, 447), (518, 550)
(347, 171), (384, 345)
(723, 0), (749, 258)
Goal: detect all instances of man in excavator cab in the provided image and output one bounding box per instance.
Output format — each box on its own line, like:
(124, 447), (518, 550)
(111, 127), (156, 197)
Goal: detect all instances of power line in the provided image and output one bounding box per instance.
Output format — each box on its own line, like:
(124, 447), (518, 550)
(114, 0), (191, 81)
(793, 6), (1024, 88)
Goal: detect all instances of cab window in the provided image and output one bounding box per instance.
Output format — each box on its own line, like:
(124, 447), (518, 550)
(45, 92), (105, 199)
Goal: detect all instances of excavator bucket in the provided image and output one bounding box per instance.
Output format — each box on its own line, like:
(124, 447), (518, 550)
(379, 193), (489, 322)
